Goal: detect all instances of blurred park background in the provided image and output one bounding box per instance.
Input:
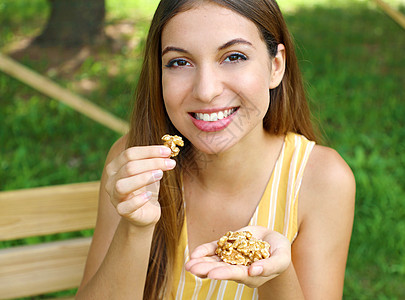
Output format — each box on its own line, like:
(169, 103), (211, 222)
(0, 0), (404, 298)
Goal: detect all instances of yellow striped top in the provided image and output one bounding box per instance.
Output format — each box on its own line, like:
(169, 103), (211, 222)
(169, 132), (315, 300)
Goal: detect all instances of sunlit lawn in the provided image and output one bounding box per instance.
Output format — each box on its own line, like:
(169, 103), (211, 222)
(0, 0), (404, 298)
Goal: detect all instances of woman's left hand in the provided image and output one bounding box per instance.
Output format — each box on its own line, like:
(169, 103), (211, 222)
(185, 226), (291, 288)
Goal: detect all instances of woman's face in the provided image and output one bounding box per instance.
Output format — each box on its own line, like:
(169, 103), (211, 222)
(161, 2), (284, 154)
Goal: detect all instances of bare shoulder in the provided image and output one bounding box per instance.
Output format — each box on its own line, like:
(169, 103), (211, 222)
(298, 144), (356, 240)
(301, 145), (355, 214)
(308, 145), (354, 184)
(106, 134), (129, 163)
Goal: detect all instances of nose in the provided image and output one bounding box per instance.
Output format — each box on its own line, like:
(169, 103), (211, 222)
(192, 64), (223, 103)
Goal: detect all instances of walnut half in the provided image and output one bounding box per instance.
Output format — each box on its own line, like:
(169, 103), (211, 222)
(161, 134), (184, 157)
(215, 231), (271, 266)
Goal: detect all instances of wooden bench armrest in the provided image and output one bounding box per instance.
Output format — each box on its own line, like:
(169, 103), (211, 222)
(0, 237), (91, 299)
(0, 181), (99, 241)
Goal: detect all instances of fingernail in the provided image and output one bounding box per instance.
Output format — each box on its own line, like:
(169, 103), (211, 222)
(161, 147), (171, 156)
(152, 170), (163, 180)
(143, 191), (152, 200)
(165, 159), (176, 169)
(250, 266), (263, 276)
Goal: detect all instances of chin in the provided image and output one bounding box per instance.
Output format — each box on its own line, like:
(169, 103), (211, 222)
(187, 131), (241, 156)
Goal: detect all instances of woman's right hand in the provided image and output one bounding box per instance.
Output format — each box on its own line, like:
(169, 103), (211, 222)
(104, 145), (176, 227)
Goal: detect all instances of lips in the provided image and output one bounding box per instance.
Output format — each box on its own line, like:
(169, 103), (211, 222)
(189, 107), (239, 132)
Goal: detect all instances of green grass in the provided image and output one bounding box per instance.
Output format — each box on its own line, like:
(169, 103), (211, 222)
(106, 0), (159, 20)
(0, 0), (48, 48)
(1, 0), (404, 299)
(283, 2), (405, 299)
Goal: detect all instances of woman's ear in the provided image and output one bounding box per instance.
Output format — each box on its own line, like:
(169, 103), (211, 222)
(269, 44), (286, 89)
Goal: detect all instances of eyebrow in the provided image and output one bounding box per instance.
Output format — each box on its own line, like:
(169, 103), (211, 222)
(218, 38), (254, 51)
(161, 38), (254, 56)
(162, 46), (189, 56)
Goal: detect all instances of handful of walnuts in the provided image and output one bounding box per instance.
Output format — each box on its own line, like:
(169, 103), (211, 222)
(161, 134), (184, 157)
(215, 231), (271, 266)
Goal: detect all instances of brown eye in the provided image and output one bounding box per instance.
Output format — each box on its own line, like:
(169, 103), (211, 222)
(177, 60), (188, 66)
(229, 54), (240, 61)
(224, 53), (248, 63)
(166, 59), (190, 68)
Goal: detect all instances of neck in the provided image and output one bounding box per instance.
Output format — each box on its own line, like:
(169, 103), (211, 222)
(185, 130), (284, 198)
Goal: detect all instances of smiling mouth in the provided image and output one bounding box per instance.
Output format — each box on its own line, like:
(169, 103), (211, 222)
(191, 107), (239, 122)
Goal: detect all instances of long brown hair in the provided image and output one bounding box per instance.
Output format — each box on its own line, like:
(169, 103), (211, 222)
(126, 0), (318, 298)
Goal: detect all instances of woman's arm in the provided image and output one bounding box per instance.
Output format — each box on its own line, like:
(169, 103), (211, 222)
(290, 145), (356, 299)
(76, 136), (175, 299)
(258, 146), (355, 299)
(76, 219), (155, 299)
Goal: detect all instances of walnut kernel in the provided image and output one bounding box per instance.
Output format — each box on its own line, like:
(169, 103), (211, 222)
(215, 231), (271, 266)
(161, 134), (184, 157)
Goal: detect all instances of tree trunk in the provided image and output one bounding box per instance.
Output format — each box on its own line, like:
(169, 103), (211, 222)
(35, 0), (105, 47)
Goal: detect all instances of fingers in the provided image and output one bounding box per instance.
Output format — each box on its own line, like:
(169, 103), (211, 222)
(113, 169), (163, 197)
(186, 227), (292, 289)
(116, 191), (153, 217)
(105, 146), (177, 203)
(247, 230), (291, 278)
(115, 157), (176, 181)
(189, 241), (218, 259)
(185, 256), (222, 278)
(187, 259), (248, 280)
(208, 264), (249, 281)
(248, 249), (290, 278)
(115, 191), (162, 227)
(106, 146), (172, 176)
(187, 253), (289, 288)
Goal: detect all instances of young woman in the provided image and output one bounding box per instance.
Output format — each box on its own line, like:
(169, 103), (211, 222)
(76, 0), (355, 299)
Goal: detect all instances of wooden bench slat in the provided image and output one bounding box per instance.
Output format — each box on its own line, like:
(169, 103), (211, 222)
(0, 181), (99, 241)
(0, 237), (91, 298)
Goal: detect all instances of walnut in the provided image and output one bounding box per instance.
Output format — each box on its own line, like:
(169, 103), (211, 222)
(215, 231), (271, 266)
(161, 134), (184, 157)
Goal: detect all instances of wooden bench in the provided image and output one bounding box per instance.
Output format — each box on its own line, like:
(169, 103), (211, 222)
(0, 181), (99, 299)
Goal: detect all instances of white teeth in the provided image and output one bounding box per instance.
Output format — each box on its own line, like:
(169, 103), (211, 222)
(194, 108), (237, 121)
